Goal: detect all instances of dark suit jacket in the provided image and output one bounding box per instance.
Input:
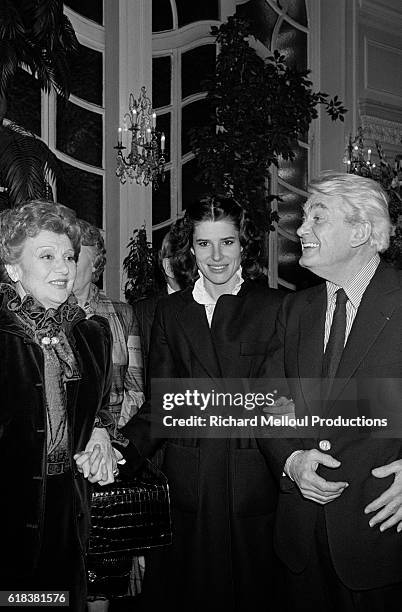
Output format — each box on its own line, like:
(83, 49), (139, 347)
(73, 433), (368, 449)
(257, 261), (402, 590)
(122, 280), (284, 610)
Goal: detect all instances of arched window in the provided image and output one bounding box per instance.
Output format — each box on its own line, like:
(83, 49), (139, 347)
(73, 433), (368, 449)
(151, 0), (219, 247)
(236, 0), (310, 290)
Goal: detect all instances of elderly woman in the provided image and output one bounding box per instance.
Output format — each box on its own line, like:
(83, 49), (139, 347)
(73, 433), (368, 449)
(121, 195), (286, 611)
(0, 200), (115, 611)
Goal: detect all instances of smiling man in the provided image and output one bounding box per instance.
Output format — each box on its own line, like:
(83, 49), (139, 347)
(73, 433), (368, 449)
(258, 172), (402, 611)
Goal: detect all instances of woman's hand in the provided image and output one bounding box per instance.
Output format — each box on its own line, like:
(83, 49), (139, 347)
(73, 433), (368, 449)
(74, 427), (118, 485)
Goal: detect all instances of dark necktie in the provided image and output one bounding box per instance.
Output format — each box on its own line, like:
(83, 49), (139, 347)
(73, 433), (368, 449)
(322, 288), (348, 383)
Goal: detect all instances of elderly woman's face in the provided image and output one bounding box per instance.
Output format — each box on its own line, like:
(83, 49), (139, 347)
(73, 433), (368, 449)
(6, 230), (76, 309)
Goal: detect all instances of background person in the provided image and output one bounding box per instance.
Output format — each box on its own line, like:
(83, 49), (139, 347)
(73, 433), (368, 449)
(74, 219), (144, 432)
(133, 221), (192, 388)
(74, 219), (146, 601)
(0, 200), (115, 611)
(258, 173), (402, 611)
(120, 195), (285, 612)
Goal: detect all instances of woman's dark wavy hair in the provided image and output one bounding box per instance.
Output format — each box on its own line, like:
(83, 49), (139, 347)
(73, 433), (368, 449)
(170, 194), (264, 283)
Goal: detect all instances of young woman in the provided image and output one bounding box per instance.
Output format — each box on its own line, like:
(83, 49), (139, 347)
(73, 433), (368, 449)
(121, 195), (285, 611)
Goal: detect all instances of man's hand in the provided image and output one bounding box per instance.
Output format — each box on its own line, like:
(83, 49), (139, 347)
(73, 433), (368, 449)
(263, 396), (295, 421)
(287, 449), (348, 504)
(365, 459), (402, 532)
(74, 427), (118, 485)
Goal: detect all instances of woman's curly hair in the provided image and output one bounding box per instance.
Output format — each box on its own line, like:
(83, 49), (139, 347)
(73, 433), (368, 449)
(0, 200), (81, 266)
(169, 194), (265, 284)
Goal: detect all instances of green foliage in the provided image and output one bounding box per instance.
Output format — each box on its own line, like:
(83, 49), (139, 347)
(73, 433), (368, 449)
(123, 226), (160, 303)
(190, 17), (347, 230)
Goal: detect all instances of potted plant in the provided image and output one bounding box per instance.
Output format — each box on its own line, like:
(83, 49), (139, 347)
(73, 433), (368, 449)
(190, 17), (347, 231)
(123, 226), (163, 303)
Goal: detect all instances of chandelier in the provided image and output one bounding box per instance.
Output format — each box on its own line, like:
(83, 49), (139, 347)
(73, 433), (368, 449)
(115, 87), (166, 186)
(343, 127), (376, 178)
(343, 126), (402, 190)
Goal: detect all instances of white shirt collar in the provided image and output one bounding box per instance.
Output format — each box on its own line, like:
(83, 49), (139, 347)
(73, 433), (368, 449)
(192, 267), (244, 306)
(326, 254), (380, 309)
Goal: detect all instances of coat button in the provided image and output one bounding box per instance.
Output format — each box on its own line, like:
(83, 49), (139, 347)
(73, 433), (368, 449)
(319, 439), (331, 452)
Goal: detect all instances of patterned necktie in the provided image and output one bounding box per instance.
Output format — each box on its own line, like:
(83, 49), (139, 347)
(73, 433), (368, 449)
(322, 288), (348, 383)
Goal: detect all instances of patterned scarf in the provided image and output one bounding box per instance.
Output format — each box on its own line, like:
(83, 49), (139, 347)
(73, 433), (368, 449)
(0, 284), (83, 473)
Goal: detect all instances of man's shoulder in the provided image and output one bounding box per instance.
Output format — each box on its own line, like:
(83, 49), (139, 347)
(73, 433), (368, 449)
(283, 282), (326, 309)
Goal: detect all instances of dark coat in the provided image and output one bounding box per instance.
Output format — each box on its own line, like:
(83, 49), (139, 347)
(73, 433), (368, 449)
(132, 294), (162, 390)
(122, 280), (284, 611)
(257, 262), (402, 590)
(0, 294), (112, 603)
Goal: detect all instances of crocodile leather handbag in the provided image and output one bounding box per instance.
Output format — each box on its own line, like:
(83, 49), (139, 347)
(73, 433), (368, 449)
(88, 459), (172, 571)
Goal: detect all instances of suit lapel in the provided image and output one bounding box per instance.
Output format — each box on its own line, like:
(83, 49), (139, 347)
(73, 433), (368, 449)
(330, 263), (400, 402)
(175, 291), (222, 379)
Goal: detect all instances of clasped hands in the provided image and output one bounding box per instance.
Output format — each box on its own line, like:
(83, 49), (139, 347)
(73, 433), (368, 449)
(287, 449), (402, 533)
(74, 426), (118, 486)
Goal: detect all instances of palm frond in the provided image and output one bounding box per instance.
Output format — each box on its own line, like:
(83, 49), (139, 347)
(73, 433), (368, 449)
(0, 121), (62, 206)
(0, 0), (78, 100)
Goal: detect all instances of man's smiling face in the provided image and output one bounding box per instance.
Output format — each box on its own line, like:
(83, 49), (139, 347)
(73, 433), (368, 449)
(297, 194), (356, 282)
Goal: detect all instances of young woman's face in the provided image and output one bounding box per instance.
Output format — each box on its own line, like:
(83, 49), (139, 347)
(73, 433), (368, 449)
(192, 219), (242, 295)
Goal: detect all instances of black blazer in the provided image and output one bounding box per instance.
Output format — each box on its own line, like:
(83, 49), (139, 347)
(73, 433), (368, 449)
(121, 279), (285, 610)
(258, 261), (402, 590)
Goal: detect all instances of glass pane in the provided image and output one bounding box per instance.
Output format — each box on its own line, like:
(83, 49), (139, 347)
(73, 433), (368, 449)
(236, 0), (279, 50)
(70, 43), (103, 106)
(278, 143), (308, 190)
(6, 68), (41, 135)
(152, 0), (173, 32)
(277, 22), (307, 71)
(153, 56), (171, 108)
(277, 185), (304, 236)
(64, 0), (103, 25)
(176, 0), (219, 28)
(181, 100), (210, 155)
(56, 98), (103, 167)
(156, 112), (171, 160)
(277, 233), (303, 287)
(181, 45), (216, 99)
(281, 0), (307, 27)
(181, 158), (209, 210)
(57, 161), (103, 227)
(152, 170), (171, 225)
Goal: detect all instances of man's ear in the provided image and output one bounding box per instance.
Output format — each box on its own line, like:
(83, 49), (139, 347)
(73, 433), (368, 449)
(5, 264), (20, 283)
(162, 257), (174, 280)
(350, 221), (371, 248)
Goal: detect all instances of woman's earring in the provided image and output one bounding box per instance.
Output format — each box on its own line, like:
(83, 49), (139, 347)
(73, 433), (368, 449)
(5, 264), (19, 283)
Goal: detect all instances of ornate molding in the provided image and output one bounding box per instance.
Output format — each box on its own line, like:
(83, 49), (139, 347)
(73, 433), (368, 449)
(360, 115), (402, 145)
